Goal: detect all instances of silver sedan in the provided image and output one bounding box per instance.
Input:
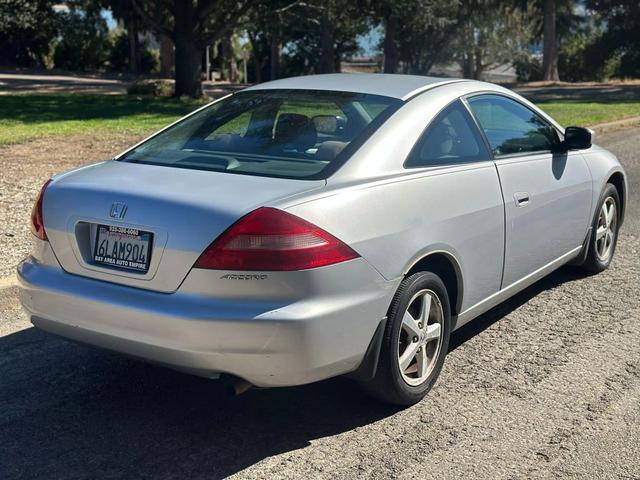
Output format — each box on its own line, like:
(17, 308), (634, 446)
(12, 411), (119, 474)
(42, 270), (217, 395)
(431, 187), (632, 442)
(18, 74), (627, 405)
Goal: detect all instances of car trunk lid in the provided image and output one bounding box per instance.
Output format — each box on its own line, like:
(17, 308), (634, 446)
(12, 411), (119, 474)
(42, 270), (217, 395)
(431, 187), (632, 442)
(43, 161), (325, 292)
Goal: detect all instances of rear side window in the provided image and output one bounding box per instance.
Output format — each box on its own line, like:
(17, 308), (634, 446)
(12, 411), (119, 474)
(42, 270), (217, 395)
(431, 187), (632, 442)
(467, 94), (560, 156)
(406, 100), (489, 168)
(120, 89), (401, 180)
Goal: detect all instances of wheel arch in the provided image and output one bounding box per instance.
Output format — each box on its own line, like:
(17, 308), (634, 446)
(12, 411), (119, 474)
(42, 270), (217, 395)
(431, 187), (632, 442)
(404, 251), (464, 316)
(607, 171), (626, 226)
(349, 249), (464, 384)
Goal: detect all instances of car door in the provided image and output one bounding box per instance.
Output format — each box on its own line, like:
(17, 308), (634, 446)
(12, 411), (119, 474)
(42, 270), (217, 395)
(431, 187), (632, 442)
(466, 94), (592, 287)
(403, 99), (505, 310)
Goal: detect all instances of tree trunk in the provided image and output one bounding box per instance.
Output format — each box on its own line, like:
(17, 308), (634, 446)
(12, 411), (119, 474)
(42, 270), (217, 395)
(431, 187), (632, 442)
(159, 33), (174, 78)
(247, 32), (262, 83)
(473, 51), (483, 79)
(542, 0), (559, 81)
(319, 14), (335, 74)
(126, 15), (139, 74)
(174, 1), (202, 97)
(473, 32), (484, 80)
(461, 53), (472, 79)
(383, 15), (398, 73)
(269, 33), (281, 80)
(230, 52), (239, 83)
(221, 36), (239, 82)
(174, 40), (202, 97)
(422, 50), (439, 74)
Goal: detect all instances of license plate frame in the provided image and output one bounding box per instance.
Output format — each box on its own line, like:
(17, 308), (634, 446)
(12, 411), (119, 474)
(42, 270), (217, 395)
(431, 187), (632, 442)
(93, 224), (153, 273)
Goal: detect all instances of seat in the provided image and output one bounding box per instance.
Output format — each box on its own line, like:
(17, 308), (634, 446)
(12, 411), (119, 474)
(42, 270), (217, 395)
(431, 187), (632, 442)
(273, 113), (318, 152)
(315, 141), (348, 161)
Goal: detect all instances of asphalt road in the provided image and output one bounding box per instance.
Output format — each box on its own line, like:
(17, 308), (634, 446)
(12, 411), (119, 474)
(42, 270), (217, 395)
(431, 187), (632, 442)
(1, 128), (639, 479)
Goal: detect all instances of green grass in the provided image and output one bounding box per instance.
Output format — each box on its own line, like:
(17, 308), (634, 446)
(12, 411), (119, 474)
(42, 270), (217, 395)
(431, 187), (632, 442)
(536, 101), (640, 127)
(0, 94), (207, 145)
(0, 93), (638, 147)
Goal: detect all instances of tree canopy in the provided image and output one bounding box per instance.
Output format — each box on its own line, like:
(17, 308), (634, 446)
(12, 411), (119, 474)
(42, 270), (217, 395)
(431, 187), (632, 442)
(0, 0), (58, 66)
(1, 0), (639, 97)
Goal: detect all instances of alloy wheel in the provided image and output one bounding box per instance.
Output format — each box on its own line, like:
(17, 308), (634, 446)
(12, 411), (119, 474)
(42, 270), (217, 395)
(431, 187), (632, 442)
(596, 196), (617, 262)
(397, 289), (444, 386)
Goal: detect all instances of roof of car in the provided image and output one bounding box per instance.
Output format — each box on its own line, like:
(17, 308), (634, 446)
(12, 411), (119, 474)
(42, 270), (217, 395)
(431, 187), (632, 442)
(243, 73), (470, 101)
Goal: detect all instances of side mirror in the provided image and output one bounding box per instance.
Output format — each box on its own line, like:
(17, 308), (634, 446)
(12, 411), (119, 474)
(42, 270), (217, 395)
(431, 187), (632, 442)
(563, 126), (592, 150)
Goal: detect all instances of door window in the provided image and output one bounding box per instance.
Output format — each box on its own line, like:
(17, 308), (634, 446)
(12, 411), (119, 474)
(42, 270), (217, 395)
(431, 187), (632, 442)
(406, 100), (489, 167)
(467, 95), (560, 156)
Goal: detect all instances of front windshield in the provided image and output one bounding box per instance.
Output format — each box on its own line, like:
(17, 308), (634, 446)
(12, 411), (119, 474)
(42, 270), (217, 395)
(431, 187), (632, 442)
(120, 89), (402, 179)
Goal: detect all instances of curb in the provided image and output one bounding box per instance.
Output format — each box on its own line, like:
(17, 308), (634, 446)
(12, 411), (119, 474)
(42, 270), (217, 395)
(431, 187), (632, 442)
(589, 116), (640, 135)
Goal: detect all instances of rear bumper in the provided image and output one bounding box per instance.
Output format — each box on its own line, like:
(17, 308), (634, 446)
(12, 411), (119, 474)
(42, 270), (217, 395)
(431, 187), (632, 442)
(18, 254), (397, 387)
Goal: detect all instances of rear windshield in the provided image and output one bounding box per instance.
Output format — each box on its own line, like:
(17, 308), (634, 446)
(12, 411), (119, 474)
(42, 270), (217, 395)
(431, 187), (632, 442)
(119, 89), (402, 179)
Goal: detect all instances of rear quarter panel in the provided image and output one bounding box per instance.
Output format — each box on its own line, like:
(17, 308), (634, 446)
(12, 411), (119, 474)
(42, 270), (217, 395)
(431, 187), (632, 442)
(286, 163), (505, 314)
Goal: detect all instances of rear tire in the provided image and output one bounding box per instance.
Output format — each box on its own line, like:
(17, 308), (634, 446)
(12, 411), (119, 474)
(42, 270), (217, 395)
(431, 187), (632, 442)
(579, 183), (620, 273)
(360, 272), (451, 405)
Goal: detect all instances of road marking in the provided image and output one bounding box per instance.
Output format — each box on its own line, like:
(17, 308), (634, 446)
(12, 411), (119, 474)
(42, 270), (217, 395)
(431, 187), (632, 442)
(0, 275), (18, 290)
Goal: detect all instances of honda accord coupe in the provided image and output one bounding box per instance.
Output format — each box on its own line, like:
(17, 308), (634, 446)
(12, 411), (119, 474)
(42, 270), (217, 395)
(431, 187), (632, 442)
(18, 74), (627, 405)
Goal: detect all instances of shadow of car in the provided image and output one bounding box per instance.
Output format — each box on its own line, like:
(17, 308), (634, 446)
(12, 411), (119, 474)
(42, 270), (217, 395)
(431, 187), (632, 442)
(0, 266), (589, 479)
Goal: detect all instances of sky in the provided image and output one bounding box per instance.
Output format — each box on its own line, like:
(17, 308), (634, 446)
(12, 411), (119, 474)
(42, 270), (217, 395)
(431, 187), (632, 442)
(103, 9), (117, 28)
(357, 28), (382, 56)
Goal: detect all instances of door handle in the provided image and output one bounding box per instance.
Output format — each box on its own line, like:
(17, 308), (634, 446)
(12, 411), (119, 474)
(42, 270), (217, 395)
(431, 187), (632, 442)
(514, 192), (530, 207)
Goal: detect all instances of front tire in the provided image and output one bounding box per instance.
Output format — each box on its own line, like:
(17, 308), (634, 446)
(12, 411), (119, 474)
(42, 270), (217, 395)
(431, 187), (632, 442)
(360, 272), (451, 405)
(580, 183), (621, 273)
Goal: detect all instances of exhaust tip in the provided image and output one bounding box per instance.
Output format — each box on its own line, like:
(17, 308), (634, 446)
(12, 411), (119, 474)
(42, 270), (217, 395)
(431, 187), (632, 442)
(222, 376), (253, 396)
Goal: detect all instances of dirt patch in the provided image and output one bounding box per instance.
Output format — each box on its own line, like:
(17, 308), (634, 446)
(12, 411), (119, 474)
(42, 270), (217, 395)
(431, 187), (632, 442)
(0, 134), (142, 277)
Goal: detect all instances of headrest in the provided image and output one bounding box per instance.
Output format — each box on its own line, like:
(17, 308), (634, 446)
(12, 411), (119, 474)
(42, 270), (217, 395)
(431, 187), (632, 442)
(273, 113), (317, 151)
(421, 123), (454, 160)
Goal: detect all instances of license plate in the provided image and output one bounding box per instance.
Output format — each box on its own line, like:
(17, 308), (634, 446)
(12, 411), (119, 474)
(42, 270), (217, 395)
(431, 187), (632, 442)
(93, 224), (153, 273)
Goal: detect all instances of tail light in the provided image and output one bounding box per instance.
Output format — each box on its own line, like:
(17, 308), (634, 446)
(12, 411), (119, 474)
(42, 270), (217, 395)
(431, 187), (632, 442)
(30, 179), (52, 241)
(194, 207), (359, 271)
